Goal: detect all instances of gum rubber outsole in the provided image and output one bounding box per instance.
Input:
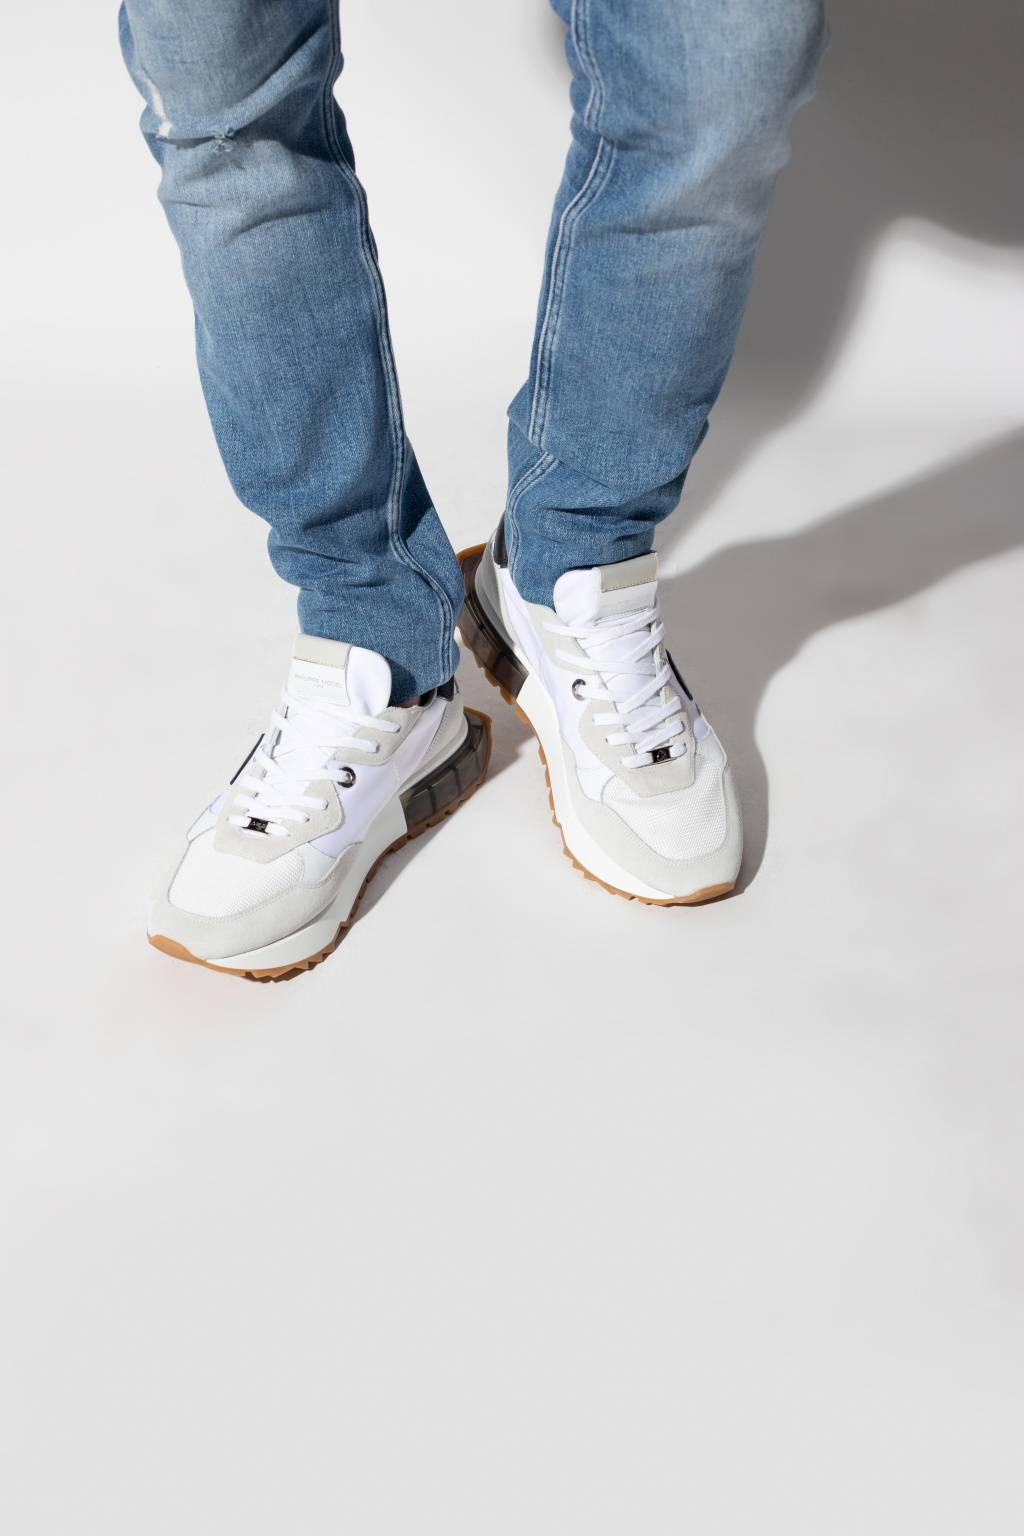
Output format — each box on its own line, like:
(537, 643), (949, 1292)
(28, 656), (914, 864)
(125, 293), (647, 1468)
(456, 543), (733, 908)
(148, 710), (492, 982)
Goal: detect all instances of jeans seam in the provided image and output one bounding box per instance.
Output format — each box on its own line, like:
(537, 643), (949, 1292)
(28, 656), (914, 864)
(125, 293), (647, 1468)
(318, 2), (454, 681)
(573, 0), (605, 133)
(527, 137), (614, 447)
(527, 0), (614, 447)
(505, 451), (558, 574)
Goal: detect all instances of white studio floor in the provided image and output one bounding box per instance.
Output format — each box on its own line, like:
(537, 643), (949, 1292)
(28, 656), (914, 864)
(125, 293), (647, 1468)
(2, 2), (1024, 1531)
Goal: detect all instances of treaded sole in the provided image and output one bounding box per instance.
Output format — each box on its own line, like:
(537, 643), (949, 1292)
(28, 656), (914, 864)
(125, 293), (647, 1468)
(456, 544), (733, 908)
(148, 709), (492, 982)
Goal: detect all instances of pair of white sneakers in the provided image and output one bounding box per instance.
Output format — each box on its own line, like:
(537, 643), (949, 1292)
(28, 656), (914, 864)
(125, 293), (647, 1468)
(149, 525), (741, 979)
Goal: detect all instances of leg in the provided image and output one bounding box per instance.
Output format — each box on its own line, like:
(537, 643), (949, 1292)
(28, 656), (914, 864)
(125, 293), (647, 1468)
(458, 0), (826, 902)
(505, 0), (829, 601)
(119, 0), (463, 700)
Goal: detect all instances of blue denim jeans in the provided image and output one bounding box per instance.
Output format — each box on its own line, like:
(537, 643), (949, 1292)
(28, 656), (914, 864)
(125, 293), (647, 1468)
(121, 0), (826, 699)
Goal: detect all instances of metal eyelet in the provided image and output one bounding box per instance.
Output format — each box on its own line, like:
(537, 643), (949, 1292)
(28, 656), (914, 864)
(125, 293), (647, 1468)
(337, 766), (356, 788)
(571, 678), (587, 701)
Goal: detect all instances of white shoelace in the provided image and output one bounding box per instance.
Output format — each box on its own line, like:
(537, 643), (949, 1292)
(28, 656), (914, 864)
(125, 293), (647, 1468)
(544, 599), (686, 768)
(228, 686), (399, 837)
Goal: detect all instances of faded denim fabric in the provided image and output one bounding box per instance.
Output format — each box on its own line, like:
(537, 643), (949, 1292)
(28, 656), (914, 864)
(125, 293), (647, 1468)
(506, 0), (828, 600)
(121, 0), (826, 696)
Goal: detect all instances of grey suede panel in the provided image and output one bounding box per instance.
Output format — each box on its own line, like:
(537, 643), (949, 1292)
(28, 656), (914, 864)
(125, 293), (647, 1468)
(329, 703), (426, 767)
(599, 552), (658, 591)
(150, 842), (361, 961)
(293, 635), (352, 669)
(577, 691), (694, 793)
(523, 593), (694, 795)
(524, 595), (582, 667)
(214, 775), (343, 863)
(490, 545), (710, 825)
(207, 698), (433, 864)
(559, 739), (742, 895)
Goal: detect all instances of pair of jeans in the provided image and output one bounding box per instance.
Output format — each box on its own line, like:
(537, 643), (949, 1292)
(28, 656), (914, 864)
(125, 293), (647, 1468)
(121, 0), (827, 700)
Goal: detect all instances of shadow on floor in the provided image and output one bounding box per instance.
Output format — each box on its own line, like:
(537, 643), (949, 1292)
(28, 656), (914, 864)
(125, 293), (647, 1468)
(368, 436), (1024, 919)
(658, 432), (1024, 891)
(352, 651), (534, 927)
(658, 0), (1024, 539)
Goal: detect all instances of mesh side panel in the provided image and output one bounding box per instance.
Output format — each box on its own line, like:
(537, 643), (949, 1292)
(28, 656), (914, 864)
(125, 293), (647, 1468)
(602, 753), (727, 859)
(168, 832), (304, 917)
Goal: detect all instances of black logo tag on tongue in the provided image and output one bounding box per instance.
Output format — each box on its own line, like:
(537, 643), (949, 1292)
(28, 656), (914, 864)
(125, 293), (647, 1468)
(244, 817), (269, 834)
(649, 747), (672, 765)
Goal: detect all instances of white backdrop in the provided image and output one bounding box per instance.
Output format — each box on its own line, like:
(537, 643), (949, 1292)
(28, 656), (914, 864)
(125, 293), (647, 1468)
(2, 2), (1024, 1531)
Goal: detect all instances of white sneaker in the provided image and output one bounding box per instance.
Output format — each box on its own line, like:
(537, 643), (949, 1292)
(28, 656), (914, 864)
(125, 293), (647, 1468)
(149, 636), (490, 978)
(457, 526), (741, 904)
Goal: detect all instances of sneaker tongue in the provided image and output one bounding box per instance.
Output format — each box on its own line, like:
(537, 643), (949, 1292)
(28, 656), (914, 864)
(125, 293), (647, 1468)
(553, 552), (661, 703)
(553, 551), (659, 626)
(277, 638), (393, 780)
(288, 637), (392, 717)
(289, 636), (353, 706)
